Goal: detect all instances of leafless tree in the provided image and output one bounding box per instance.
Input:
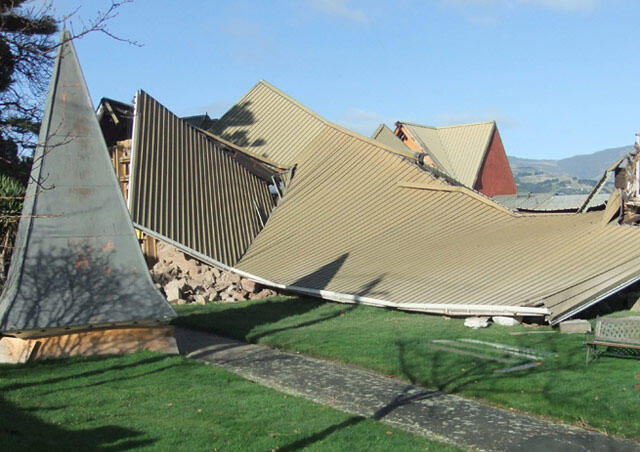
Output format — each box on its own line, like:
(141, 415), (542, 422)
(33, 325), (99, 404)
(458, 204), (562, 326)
(0, 0), (138, 285)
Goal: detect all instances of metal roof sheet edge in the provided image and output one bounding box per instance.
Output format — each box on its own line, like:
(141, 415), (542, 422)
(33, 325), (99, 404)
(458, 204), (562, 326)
(470, 121), (497, 188)
(135, 224), (550, 318)
(398, 182), (522, 217)
(191, 123), (290, 171)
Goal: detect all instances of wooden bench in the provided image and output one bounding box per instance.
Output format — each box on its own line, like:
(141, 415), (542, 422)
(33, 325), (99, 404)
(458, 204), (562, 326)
(585, 316), (640, 364)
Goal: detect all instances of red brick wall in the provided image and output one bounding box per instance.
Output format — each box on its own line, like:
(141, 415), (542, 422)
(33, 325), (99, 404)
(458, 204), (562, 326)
(474, 128), (517, 197)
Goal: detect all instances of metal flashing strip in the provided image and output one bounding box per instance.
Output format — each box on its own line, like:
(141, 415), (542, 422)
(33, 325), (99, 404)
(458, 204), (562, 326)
(398, 182), (520, 217)
(127, 91), (141, 211)
(193, 125), (289, 171)
(135, 224), (550, 318)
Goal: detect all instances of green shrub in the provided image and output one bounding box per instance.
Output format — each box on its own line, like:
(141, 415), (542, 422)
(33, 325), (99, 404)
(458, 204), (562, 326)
(0, 174), (26, 287)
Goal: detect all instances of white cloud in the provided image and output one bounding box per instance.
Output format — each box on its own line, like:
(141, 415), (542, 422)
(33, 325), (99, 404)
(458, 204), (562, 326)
(335, 108), (387, 136)
(306, 0), (369, 23)
(443, 0), (600, 13)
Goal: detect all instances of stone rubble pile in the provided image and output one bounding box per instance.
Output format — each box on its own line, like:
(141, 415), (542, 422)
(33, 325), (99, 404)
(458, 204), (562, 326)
(149, 241), (278, 305)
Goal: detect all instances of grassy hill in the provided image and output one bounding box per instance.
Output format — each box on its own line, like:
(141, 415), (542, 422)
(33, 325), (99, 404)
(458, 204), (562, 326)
(507, 145), (632, 194)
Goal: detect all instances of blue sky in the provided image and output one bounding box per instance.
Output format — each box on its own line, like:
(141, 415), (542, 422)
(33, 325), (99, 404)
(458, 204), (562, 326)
(49, 0), (639, 159)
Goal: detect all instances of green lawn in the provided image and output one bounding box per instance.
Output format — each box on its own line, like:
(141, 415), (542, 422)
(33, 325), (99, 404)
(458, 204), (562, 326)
(0, 351), (459, 451)
(174, 296), (640, 440)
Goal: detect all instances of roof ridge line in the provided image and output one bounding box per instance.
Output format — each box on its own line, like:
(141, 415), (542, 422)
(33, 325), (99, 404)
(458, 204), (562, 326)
(255, 80), (422, 162)
(399, 120), (495, 130)
(409, 127), (455, 178)
(435, 120), (495, 129)
(191, 123), (290, 170)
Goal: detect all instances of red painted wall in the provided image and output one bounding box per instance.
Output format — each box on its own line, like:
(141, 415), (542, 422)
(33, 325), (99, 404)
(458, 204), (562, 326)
(474, 128), (517, 197)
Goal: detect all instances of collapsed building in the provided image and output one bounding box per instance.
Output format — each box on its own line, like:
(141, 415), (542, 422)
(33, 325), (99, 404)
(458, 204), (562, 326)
(3, 32), (640, 361)
(97, 80), (640, 325)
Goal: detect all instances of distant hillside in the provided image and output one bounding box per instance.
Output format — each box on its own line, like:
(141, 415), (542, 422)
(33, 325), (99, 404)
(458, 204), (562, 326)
(509, 145), (633, 179)
(507, 145), (633, 195)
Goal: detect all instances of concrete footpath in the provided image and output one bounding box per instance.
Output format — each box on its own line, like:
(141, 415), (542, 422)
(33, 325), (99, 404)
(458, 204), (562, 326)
(174, 326), (640, 452)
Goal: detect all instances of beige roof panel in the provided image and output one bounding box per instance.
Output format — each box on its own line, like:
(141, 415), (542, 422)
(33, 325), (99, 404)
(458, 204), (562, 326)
(129, 91), (277, 266)
(211, 80), (418, 166)
(371, 124), (412, 154)
(234, 124), (640, 323)
(129, 81), (640, 324)
(400, 121), (495, 187)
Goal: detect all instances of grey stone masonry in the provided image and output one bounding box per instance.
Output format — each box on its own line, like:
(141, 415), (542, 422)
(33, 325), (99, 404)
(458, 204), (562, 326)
(174, 326), (640, 452)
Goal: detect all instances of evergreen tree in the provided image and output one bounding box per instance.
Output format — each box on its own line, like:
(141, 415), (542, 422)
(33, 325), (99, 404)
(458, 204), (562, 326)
(0, 0), (57, 182)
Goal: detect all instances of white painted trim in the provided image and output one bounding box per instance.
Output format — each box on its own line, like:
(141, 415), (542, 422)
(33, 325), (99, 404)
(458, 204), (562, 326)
(127, 91), (141, 211)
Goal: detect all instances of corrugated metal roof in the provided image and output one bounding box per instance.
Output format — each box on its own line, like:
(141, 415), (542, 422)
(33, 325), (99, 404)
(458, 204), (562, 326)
(371, 124), (412, 154)
(0, 31), (175, 336)
(233, 123), (640, 322)
(399, 121), (495, 187)
(129, 91), (278, 267)
(124, 79), (640, 323)
(494, 193), (611, 212)
(210, 80), (419, 166)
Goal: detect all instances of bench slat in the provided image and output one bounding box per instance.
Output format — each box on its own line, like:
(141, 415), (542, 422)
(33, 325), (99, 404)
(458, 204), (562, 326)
(586, 340), (640, 350)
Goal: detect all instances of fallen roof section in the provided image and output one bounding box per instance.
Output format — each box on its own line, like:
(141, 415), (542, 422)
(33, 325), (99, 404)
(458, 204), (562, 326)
(126, 79), (640, 324)
(397, 121), (495, 187)
(232, 122), (640, 323)
(0, 31), (175, 337)
(209, 80), (420, 167)
(129, 91), (279, 267)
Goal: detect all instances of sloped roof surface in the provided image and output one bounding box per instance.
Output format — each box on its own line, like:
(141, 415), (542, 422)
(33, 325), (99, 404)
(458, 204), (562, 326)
(235, 122), (640, 322)
(130, 91), (278, 267)
(400, 121), (495, 187)
(210, 80), (418, 166)
(371, 124), (412, 154)
(0, 31), (175, 335)
(494, 193), (611, 212)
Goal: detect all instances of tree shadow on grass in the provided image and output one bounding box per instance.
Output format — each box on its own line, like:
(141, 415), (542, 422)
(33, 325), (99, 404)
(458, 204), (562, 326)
(0, 354), (166, 450)
(0, 354), (171, 392)
(391, 333), (635, 433)
(174, 254), (391, 348)
(0, 395), (153, 451)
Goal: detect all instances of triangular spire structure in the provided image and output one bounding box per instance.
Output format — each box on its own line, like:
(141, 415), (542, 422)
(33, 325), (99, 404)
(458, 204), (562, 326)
(0, 31), (175, 336)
